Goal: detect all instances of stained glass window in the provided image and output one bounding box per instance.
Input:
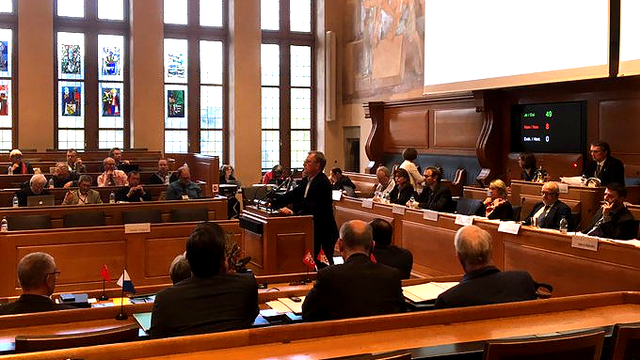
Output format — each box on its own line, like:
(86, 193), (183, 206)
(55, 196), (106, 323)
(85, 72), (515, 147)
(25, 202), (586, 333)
(98, 0), (125, 20)
(200, 0), (223, 27)
(164, 0), (188, 25)
(0, 28), (12, 150)
(57, 0), (85, 18)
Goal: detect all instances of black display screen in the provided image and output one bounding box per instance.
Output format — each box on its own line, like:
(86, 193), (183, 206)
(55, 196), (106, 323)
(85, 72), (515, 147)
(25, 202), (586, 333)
(511, 102), (585, 153)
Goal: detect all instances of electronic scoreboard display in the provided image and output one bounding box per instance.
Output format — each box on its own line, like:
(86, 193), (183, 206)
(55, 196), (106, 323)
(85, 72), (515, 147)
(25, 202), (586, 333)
(511, 102), (585, 153)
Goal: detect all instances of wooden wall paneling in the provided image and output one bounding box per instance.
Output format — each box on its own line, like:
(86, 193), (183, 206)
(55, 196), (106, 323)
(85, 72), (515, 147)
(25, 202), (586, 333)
(430, 108), (483, 154)
(364, 101), (385, 170)
(506, 153), (583, 183)
(400, 219), (458, 276)
(383, 106), (429, 153)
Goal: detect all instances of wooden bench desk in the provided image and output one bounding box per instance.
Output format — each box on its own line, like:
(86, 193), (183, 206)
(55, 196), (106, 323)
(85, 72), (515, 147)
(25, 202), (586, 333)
(2, 291), (640, 360)
(334, 196), (640, 296)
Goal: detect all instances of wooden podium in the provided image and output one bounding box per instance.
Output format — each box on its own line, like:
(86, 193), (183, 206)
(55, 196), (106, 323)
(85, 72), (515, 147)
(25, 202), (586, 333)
(239, 206), (314, 275)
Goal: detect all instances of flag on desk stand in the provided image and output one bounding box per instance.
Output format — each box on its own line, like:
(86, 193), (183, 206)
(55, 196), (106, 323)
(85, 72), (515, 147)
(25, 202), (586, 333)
(98, 264), (110, 301)
(116, 269), (135, 294)
(316, 249), (329, 266)
(303, 250), (316, 283)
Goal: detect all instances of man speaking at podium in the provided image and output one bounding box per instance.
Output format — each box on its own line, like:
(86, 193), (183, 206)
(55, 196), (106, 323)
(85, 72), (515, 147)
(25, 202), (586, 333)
(271, 151), (339, 267)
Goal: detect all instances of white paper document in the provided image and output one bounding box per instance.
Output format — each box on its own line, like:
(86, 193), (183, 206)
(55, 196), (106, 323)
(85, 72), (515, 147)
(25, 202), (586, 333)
(402, 282), (458, 302)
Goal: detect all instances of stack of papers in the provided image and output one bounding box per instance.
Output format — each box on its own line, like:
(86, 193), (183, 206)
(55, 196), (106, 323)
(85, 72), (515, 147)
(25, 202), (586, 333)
(266, 296), (306, 314)
(402, 282), (458, 303)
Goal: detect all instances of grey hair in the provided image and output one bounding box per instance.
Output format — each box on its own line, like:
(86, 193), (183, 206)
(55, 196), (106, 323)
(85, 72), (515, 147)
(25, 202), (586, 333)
(17, 252), (56, 290)
(30, 174), (47, 186)
(376, 166), (391, 177)
(78, 174), (92, 184)
(339, 220), (373, 252)
(454, 225), (492, 267)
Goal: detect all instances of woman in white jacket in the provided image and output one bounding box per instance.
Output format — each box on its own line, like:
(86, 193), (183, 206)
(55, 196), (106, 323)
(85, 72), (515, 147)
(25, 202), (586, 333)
(399, 148), (423, 191)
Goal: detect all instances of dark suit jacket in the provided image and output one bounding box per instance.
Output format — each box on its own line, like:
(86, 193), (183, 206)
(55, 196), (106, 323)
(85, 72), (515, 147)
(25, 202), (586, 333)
(522, 200), (573, 230)
(389, 184), (416, 205)
(417, 183), (454, 212)
(150, 274), (259, 339)
(373, 245), (413, 280)
(434, 266), (537, 309)
(0, 294), (74, 315)
(302, 253), (404, 321)
(271, 172), (339, 256)
(583, 156), (626, 186)
(115, 186), (152, 202)
(582, 204), (637, 240)
(477, 200), (513, 220)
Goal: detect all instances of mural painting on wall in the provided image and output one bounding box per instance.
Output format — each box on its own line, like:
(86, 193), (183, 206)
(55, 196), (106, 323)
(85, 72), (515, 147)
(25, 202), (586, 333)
(344, 0), (424, 102)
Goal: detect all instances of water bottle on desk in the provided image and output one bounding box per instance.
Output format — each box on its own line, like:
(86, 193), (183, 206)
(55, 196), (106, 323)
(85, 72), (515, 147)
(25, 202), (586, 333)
(1, 217), (7, 232)
(48, 178), (54, 188)
(12, 194), (18, 208)
(406, 196), (417, 209)
(7, 166), (12, 175)
(559, 217), (568, 234)
(109, 191), (115, 204)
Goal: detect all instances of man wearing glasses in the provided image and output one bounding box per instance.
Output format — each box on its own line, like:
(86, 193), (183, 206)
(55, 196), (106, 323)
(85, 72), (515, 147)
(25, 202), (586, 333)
(583, 141), (625, 186)
(271, 151), (339, 267)
(522, 181), (573, 230)
(0, 252), (73, 315)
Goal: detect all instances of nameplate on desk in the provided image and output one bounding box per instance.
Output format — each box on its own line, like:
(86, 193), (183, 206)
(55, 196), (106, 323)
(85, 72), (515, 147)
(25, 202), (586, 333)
(332, 190), (343, 201)
(362, 199), (374, 209)
(558, 183), (569, 194)
(392, 205), (406, 215)
(125, 223), (151, 234)
(455, 215), (473, 226)
(423, 210), (438, 221)
(571, 234), (599, 252)
(498, 222), (521, 234)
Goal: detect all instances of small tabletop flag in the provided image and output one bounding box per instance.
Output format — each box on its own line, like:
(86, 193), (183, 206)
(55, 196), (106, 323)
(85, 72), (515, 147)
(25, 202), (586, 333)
(303, 250), (316, 269)
(316, 249), (329, 266)
(100, 264), (110, 281)
(116, 269), (135, 294)
(369, 253), (377, 264)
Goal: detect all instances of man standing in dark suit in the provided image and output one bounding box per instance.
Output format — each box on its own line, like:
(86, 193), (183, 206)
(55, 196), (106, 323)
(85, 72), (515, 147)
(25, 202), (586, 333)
(522, 181), (573, 230)
(581, 183), (637, 240)
(416, 166), (454, 212)
(271, 151), (339, 265)
(583, 141), (625, 186)
(150, 222), (259, 338)
(0, 252), (73, 315)
(302, 220), (404, 321)
(435, 225), (538, 309)
(370, 218), (413, 279)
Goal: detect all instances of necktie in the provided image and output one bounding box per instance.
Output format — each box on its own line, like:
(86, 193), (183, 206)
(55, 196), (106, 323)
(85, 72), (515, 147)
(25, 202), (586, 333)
(596, 164), (602, 176)
(537, 205), (551, 224)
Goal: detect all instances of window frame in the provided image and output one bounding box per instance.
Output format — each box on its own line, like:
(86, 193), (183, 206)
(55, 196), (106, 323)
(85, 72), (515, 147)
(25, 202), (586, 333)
(53, 0), (131, 150)
(261, 0), (316, 173)
(163, 0), (229, 160)
(0, 3), (17, 150)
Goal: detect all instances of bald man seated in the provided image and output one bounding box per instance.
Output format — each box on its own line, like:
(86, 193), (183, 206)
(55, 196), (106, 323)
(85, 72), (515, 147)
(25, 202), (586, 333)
(0, 252), (74, 315)
(435, 225), (538, 309)
(302, 220), (404, 321)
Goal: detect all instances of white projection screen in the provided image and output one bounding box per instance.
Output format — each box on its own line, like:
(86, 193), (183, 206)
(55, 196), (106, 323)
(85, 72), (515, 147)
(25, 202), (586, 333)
(619, 0), (640, 76)
(423, 0), (610, 95)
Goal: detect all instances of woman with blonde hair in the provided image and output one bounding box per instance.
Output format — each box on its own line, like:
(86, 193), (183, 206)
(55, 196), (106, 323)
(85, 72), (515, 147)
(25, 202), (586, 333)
(478, 179), (513, 220)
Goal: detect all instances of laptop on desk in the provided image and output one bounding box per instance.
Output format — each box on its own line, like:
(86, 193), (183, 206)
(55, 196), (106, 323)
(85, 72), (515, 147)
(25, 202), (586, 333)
(27, 194), (55, 207)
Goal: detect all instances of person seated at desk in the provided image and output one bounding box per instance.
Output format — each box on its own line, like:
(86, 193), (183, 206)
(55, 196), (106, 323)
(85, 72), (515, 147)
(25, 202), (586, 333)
(373, 166), (395, 199)
(581, 183), (637, 240)
(97, 157), (128, 187)
(169, 253), (191, 285)
(0, 252), (74, 315)
(370, 218), (413, 280)
(115, 171), (152, 202)
(415, 166), (454, 212)
(522, 181), (573, 230)
(166, 167), (203, 200)
(66, 148), (86, 174)
(219, 164), (241, 186)
(150, 222), (259, 338)
(109, 147), (130, 170)
(63, 175), (103, 205)
(388, 168), (416, 205)
(400, 147), (423, 191)
(518, 152), (537, 182)
(149, 159), (176, 185)
(14, 174), (50, 207)
(330, 167), (356, 196)
(477, 179), (513, 220)
(7, 149), (34, 175)
(583, 141), (625, 186)
(302, 220), (404, 321)
(262, 164), (285, 184)
(435, 225), (538, 309)
(50, 162), (79, 188)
